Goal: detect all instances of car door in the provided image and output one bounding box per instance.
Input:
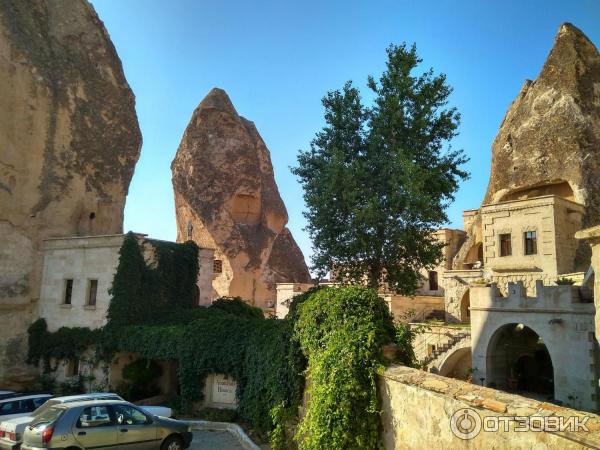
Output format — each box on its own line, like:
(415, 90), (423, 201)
(73, 405), (119, 450)
(113, 405), (158, 450)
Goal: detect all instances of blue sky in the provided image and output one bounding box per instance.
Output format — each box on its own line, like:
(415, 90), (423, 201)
(90, 0), (600, 265)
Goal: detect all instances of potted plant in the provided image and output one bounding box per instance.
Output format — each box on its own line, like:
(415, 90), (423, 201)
(555, 277), (575, 285)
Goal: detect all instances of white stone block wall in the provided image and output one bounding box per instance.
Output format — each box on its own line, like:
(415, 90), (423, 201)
(39, 235), (125, 331)
(470, 283), (596, 411)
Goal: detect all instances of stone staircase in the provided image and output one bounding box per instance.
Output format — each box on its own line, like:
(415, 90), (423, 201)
(421, 330), (471, 367)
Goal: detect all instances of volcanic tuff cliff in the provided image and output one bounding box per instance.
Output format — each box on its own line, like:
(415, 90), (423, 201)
(453, 22), (600, 272)
(0, 0), (141, 386)
(484, 23), (600, 224)
(172, 88), (311, 308)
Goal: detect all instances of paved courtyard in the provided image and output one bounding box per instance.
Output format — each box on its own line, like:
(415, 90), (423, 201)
(190, 429), (247, 450)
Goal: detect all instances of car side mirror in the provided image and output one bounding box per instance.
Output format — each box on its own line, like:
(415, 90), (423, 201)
(117, 414), (124, 425)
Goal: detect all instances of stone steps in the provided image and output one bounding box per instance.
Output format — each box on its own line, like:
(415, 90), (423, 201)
(422, 332), (470, 367)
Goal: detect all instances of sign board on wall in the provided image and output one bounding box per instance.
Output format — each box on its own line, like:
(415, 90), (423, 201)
(203, 373), (237, 409)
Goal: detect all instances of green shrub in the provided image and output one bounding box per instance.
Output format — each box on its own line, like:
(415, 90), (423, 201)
(293, 286), (396, 450)
(117, 359), (163, 401)
(211, 297), (264, 319)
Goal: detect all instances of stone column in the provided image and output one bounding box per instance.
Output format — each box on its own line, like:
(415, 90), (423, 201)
(575, 226), (600, 409)
(575, 226), (600, 341)
(197, 248), (215, 306)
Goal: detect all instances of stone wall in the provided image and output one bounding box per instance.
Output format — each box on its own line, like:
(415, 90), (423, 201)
(386, 294), (444, 322)
(481, 196), (584, 281)
(197, 248), (216, 306)
(275, 283), (314, 318)
(443, 269), (483, 323)
(39, 235), (124, 331)
(379, 365), (600, 449)
(470, 283), (596, 411)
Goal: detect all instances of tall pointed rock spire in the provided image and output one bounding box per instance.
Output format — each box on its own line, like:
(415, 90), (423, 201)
(171, 88), (311, 308)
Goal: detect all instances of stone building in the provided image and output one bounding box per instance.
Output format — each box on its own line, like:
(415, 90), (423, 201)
(443, 194), (586, 323)
(36, 233), (214, 387)
(385, 228), (465, 322)
(470, 281), (596, 411)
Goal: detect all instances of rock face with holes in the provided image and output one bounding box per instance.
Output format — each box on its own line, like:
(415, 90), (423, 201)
(484, 23), (600, 225)
(171, 88), (311, 308)
(0, 0), (141, 387)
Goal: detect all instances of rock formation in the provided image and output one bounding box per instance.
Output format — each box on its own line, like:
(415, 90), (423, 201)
(0, 0), (141, 387)
(172, 88), (311, 308)
(484, 23), (600, 224)
(454, 23), (600, 271)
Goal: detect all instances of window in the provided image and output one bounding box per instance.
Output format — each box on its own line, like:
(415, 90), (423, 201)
(63, 279), (73, 305)
(524, 231), (537, 255)
(77, 406), (113, 428)
(0, 400), (30, 416)
(213, 260), (223, 274)
(87, 280), (98, 306)
(113, 405), (151, 426)
(428, 271), (439, 291)
(499, 234), (512, 257)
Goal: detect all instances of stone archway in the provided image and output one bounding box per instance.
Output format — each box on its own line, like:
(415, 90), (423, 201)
(460, 289), (470, 323)
(486, 323), (554, 398)
(438, 346), (472, 381)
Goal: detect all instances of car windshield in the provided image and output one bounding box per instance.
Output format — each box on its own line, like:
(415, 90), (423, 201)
(32, 399), (59, 417)
(30, 407), (63, 427)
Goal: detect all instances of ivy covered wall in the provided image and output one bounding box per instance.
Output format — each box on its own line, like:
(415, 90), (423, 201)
(28, 232), (416, 449)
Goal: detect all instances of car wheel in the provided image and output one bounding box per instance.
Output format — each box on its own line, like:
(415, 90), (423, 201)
(162, 435), (183, 450)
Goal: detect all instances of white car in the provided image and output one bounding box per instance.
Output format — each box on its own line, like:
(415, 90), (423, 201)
(0, 393), (172, 450)
(0, 394), (52, 422)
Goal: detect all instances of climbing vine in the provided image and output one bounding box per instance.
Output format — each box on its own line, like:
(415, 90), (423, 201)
(28, 235), (415, 449)
(107, 232), (199, 327)
(293, 286), (396, 450)
(27, 318), (99, 372)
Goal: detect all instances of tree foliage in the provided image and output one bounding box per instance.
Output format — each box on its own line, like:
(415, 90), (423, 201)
(293, 43), (469, 293)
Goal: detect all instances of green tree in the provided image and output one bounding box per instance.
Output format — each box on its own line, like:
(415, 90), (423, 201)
(293, 43), (468, 293)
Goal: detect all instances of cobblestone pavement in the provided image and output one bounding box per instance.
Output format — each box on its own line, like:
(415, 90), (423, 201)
(190, 429), (246, 450)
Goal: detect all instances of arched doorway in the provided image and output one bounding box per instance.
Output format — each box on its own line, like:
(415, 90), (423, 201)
(460, 290), (470, 323)
(439, 347), (472, 380)
(486, 323), (554, 399)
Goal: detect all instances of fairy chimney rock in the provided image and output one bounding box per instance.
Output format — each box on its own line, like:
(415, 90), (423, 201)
(484, 23), (600, 227)
(172, 88), (311, 308)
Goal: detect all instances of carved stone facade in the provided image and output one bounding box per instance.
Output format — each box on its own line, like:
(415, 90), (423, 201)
(470, 282), (596, 411)
(445, 195), (586, 322)
(36, 233), (215, 388)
